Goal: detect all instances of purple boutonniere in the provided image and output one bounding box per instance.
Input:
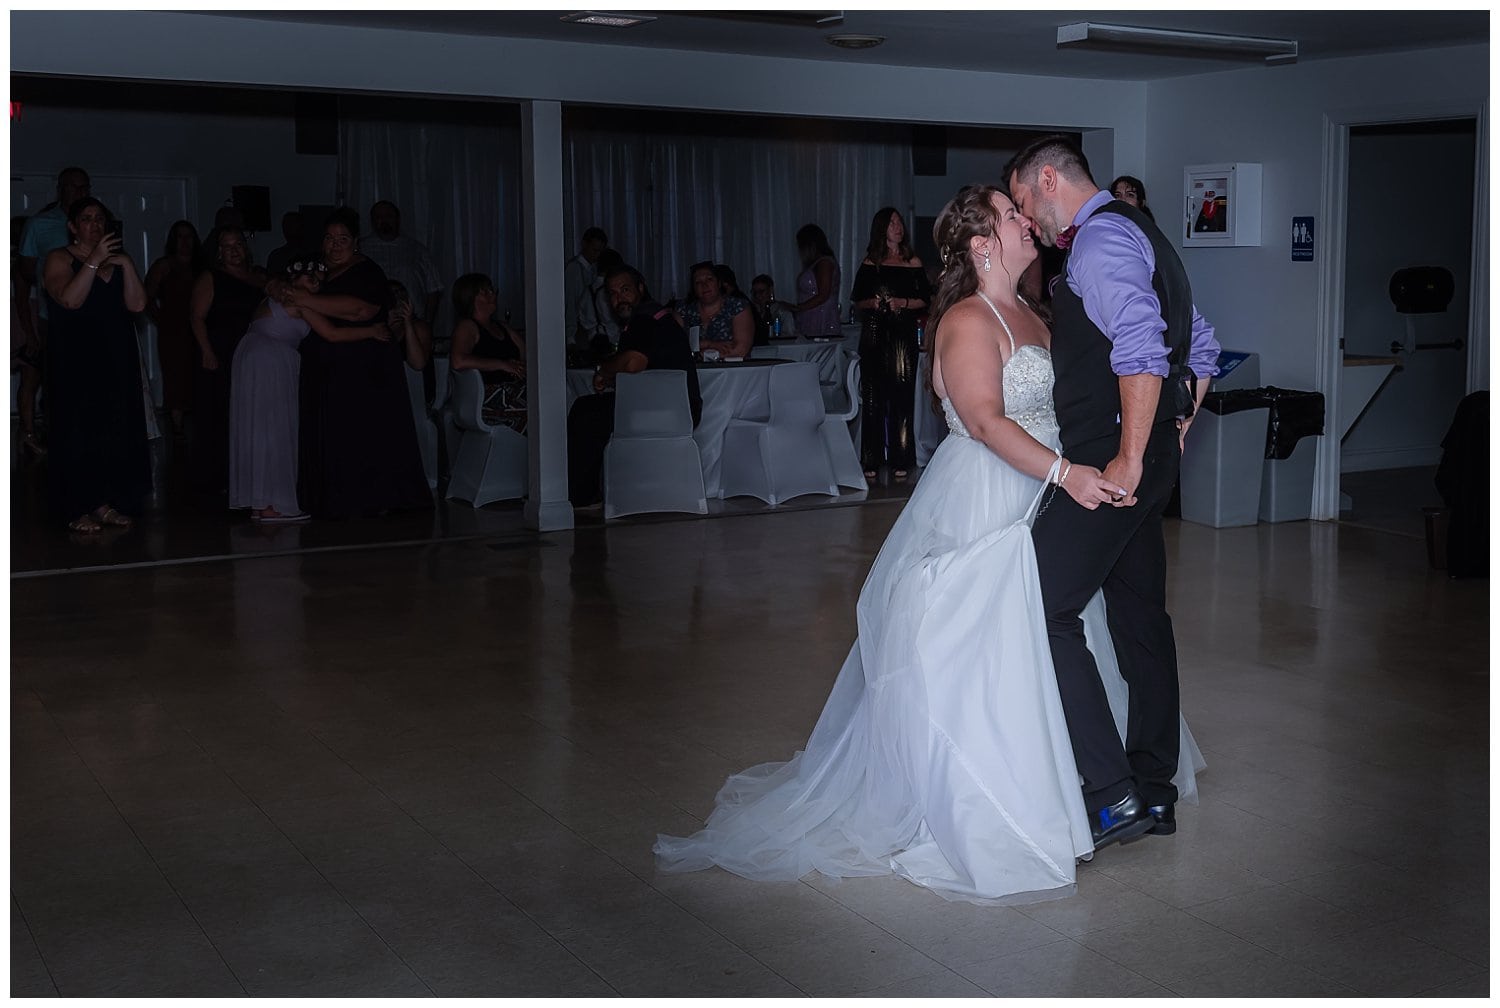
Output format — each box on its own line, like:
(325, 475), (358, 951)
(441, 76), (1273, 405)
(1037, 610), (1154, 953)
(1054, 224), (1079, 251)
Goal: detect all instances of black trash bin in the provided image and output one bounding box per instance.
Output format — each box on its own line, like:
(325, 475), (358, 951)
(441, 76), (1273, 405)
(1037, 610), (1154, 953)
(1258, 387), (1325, 523)
(1179, 389), (1273, 528)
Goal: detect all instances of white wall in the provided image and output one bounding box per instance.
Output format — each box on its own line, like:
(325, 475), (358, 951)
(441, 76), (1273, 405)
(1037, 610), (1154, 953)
(1143, 45), (1488, 389)
(11, 100), (336, 260)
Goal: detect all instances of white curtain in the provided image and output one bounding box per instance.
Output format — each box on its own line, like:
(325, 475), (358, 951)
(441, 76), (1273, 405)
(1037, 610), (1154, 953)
(339, 100), (523, 346)
(564, 113), (913, 312)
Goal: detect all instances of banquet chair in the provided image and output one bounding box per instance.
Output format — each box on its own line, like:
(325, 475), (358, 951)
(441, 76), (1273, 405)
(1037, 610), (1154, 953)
(914, 349), (946, 468)
(445, 368), (527, 507)
(820, 356), (867, 491)
(603, 369), (708, 520)
(405, 364), (440, 490)
(720, 361), (839, 506)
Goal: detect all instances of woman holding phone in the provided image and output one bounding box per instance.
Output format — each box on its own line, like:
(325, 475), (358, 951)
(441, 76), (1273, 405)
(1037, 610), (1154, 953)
(41, 197), (151, 534)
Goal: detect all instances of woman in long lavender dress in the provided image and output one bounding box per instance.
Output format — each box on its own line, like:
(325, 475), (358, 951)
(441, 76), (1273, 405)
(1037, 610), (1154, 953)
(227, 261), (383, 523)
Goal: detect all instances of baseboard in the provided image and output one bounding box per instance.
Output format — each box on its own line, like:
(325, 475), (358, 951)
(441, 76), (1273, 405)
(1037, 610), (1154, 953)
(1340, 446), (1442, 473)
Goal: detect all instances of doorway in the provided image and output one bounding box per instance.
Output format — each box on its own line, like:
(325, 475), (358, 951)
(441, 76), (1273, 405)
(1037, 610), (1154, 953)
(1314, 107), (1488, 523)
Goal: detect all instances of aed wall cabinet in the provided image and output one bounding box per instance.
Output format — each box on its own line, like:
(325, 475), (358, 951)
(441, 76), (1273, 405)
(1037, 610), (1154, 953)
(1183, 162), (1262, 248)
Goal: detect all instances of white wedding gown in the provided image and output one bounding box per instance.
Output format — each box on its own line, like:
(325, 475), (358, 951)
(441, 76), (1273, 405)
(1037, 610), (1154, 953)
(654, 321), (1205, 905)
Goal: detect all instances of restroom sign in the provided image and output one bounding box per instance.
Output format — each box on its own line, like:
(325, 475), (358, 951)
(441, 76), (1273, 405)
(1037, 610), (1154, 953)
(1292, 217), (1314, 261)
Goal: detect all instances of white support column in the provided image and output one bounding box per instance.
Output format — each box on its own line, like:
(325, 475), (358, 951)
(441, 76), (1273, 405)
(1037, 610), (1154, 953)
(521, 99), (574, 531)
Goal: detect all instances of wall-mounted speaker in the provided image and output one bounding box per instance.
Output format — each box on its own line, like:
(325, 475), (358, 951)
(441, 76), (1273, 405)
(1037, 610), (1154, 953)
(232, 185), (272, 232)
(912, 125), (948, 177)
(294, 93), (339, 156)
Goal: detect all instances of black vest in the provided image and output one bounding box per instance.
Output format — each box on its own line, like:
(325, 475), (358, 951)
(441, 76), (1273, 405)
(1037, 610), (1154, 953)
(1049, 200), (1196, 452)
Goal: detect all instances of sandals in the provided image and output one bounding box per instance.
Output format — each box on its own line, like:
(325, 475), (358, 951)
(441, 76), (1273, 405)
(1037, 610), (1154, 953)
(893, 469), (909, 480)
(91, 506), (134, 529)
(68, 514), (103, 534)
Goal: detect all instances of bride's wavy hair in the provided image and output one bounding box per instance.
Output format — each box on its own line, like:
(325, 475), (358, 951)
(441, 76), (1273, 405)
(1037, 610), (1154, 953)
(927, 184), (1005, 340)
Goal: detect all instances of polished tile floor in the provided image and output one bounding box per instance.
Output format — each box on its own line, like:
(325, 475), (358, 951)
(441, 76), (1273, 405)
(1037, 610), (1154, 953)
(9, 462), (1489, 995)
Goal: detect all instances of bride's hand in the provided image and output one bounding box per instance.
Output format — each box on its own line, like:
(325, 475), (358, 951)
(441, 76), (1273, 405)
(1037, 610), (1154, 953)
(1059, 463), (1130, 511)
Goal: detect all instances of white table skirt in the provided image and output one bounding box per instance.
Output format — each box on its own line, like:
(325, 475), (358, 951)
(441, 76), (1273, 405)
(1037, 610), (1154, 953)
(568, 362), (815, 496)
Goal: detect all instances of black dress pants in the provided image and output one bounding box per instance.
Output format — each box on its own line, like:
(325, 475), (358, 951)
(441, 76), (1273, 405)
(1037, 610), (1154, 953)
(567, 391), (615, 506)
(1031, 420), (1182, 813)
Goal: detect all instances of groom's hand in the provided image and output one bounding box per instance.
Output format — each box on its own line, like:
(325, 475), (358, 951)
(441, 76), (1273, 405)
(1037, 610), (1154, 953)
(1101, 456), (1142, 507)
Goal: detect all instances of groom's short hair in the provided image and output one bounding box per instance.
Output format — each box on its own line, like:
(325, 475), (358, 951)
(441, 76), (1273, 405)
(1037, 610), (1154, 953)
(1005, 135), (1096, 189)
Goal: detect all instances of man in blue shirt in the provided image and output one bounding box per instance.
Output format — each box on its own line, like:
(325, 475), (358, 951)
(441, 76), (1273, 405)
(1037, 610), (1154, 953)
(1006, 136), (1220, 852)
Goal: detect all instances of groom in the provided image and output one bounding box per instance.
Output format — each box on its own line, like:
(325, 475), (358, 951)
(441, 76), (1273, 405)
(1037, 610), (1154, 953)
(1005, 137), (1221, 851)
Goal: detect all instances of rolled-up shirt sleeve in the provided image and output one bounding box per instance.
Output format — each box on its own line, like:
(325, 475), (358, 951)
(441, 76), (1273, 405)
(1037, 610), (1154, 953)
(1187, 307), (1222, 379)
(1067, 217), (1170, 378)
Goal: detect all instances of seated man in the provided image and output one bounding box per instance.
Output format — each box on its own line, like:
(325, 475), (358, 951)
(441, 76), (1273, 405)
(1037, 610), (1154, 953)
(750, 273), (799, 344)
(567, 265), (701, 508)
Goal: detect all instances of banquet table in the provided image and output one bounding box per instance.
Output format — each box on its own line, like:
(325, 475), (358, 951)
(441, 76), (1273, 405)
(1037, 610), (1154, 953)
(567, 359), (814, 497)
(750, 337), (852, 388)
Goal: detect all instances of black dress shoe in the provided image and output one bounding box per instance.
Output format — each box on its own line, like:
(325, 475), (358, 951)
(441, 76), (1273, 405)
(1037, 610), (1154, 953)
(1091, 790), (1155, 850)
(1148, 803), (1176, 835)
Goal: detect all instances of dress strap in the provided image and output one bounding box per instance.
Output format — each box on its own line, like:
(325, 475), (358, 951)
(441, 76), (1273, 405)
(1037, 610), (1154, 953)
(975, 291), (1016, 356)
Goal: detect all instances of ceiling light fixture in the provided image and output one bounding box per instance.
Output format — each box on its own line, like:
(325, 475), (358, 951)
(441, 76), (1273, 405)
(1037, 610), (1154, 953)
(825, 33), (885, 50)
(560, 11), (657, 28)
(1056, 22), (1298, 65)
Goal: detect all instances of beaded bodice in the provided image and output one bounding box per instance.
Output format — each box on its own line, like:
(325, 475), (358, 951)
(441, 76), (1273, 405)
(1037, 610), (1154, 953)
(941, 295), (1058, 443)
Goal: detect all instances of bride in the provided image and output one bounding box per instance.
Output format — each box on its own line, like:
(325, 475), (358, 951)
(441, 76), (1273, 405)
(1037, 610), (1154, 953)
(654, 185), (1203, 904)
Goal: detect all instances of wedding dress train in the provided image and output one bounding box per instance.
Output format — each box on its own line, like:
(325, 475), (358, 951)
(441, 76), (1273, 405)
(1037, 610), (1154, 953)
(655, 331), (1204, 904)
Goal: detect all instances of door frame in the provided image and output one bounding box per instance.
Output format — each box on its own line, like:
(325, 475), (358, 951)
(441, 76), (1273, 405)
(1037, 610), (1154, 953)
(1313, 99), (1488, 521)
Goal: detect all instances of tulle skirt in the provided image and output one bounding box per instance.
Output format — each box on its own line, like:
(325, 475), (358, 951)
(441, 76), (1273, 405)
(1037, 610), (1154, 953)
(654, 431), (1204, 904)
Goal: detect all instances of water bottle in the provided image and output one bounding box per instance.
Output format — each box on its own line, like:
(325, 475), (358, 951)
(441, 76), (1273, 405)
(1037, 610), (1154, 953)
(772, 315), (782, 339)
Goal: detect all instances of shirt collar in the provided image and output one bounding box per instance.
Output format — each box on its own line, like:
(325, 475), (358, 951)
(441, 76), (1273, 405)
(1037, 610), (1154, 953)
(1073, 188), (1114, 228)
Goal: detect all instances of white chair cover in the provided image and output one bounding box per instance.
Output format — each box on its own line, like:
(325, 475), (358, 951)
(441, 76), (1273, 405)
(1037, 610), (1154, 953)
(603, 370), (708, 520)
(720, 361), (839, 506)
(406, 364), (439, 490)
(821, 356), (867, 491)
(445, 369), (527, 507)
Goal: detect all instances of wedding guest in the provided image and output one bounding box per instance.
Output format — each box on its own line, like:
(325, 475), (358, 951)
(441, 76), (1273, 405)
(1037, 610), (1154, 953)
(750, 273), (798, 343)
(361, 201), (443, 323)
(277, 209), (429, 519)
(144, 219), (202, 438)
(449, 272), (526, 430)
(264, 210), (311, 277)
(791, 223), (842, 338)
(850, 207), (931, 479)
(41, 197), (150, 534)
(1109, 175), (1155, 221)
(565, 226), (608, 349)
(188, 226), (266, 498)
(15, 166), (92, 457)
(568, 265), (700, 508)
(228, 260), (366, 524)
(675, 260), (753, 359)
(586, 247), (625, 352)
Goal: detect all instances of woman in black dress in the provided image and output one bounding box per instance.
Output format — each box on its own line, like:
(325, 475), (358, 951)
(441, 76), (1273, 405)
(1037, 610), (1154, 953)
(188, 226), (265, 498)
(277, 209), (430, 519)
(850, 207), (932, 479)
(41, 197), (151, 533)
(449, 272), (526, 430)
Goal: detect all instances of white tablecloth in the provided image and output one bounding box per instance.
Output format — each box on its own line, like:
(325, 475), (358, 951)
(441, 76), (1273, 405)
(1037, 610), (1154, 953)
(751, 338), (851, 387)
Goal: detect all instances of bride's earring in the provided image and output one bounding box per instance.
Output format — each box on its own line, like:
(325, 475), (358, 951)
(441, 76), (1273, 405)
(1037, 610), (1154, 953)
(983, 250), (991, 273)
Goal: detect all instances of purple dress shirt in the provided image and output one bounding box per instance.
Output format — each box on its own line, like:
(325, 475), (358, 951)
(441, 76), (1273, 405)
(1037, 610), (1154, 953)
(1064, 190), (1221, 380)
